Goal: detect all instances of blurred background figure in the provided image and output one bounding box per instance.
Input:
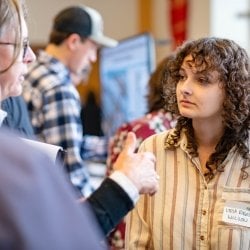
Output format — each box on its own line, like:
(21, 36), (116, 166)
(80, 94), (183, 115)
(81, 90), (103, 137)
(106, 54), (178, 249)
(23, 5), (118, 197)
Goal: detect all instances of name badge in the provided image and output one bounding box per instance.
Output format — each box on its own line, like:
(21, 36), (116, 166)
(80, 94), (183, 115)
(222, 200), (250, 228)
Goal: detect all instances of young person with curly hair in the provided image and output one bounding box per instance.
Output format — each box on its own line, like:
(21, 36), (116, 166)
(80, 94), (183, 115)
(125, 37), (250, 249)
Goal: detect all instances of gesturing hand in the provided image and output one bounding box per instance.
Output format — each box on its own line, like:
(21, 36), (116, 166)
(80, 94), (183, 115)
(113, 132), (159, 195)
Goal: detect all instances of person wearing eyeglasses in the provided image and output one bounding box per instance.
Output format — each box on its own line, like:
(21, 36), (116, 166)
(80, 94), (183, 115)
(0, 1), (159, 248)
(0, 1), (35, 125)
(0, 12), (34, 133)
(0, 12), (35, 138)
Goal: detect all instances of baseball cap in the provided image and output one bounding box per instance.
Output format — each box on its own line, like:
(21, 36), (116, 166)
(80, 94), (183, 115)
(53, 5), (118, 47)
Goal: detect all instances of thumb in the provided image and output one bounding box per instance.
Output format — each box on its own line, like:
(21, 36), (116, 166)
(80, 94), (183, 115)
(123, 132), (137, 155)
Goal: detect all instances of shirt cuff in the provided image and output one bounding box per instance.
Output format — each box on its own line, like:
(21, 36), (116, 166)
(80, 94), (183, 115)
(109, 171), (139, 205)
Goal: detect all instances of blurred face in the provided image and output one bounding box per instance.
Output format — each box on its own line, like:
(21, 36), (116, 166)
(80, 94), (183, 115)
(176, 55), (225, 121)
(0, 16), (36, 101)
(69, 37), (98, 78)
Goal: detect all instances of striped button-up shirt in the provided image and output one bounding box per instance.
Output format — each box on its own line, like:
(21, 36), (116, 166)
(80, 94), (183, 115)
(23, 50), (93, 197)
(126, 128), (250, 250)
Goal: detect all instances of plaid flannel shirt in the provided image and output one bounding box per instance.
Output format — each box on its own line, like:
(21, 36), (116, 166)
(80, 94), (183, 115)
(23, 50), (93, 197)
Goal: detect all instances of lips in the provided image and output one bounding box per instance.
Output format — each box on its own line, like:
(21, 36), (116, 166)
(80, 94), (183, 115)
(179, 99), (196, 109)
(180, 99), (194, 105)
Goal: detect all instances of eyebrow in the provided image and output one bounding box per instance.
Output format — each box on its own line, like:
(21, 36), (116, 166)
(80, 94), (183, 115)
(184, 59), (193, 68)
(180, 64), (216, 79)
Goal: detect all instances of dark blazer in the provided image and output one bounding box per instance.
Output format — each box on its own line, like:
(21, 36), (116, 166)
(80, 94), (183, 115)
(0, 129), (133, 249)
(88, 178), (133, 235)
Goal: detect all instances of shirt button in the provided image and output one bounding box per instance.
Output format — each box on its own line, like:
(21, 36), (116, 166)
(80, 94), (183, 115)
(200, 235), (205, 241)
(202, 210), (207, 215)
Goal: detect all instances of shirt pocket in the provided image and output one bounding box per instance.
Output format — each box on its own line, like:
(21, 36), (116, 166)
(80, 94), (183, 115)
(215, 187), (250, 250)
(221, 187), (250, 202)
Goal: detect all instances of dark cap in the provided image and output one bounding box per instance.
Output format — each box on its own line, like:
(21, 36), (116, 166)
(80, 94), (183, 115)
(53, 5), (118, 47)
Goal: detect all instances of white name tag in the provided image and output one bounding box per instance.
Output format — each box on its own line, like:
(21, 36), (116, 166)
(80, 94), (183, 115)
(222, 200), (250, 228)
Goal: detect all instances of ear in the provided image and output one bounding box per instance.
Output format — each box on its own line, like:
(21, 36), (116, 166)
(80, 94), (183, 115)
(65, 33), (82, 51)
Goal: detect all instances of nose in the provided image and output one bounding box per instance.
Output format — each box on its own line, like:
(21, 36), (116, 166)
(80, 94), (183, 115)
(24, 46), (36, 64)
(179, 77), (192, 96)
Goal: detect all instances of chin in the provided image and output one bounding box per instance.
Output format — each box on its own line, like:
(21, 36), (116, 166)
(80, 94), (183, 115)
(10, 87), (23, 97)
(179, 111), (194, 119)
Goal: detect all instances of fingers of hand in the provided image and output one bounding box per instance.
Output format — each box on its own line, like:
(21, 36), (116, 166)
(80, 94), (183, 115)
(149, 178), (159, 196)
(123, 132), (137, 155)
(139, 173), (159, 195)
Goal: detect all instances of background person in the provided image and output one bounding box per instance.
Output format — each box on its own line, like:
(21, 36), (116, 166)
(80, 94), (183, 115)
(106, 54), (177, 249)
(23, 5), (118, 196)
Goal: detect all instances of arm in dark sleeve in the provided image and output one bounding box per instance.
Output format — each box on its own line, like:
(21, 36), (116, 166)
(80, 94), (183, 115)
(87, 177), (134, 235)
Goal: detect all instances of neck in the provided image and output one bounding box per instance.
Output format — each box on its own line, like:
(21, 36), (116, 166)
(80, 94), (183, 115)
(192, 118), (224, 148)
(45, 44), (69, 67)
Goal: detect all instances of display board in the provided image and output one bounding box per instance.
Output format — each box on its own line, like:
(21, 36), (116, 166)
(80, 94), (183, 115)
(100, 33), (156, 138)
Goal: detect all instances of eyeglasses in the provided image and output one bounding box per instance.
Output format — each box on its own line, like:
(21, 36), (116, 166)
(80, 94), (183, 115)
(0, 39), (29, 60)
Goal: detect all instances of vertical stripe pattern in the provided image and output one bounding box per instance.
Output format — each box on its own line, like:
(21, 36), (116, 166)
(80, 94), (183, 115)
(125, 129), (250, 249)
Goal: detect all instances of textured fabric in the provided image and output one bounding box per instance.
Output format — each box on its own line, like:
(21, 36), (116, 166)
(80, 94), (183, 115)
(109, 171), (139, 205)
(107, 110), (176, 174)
(170, 0), (188, 48)
(2, 96), (35, 138)
(0, 128), (135, 249)
(0, 129), (106, 249)
(106, 110), (177, 249)
(126, 128), (250, 250)
(88, 178), (134, 236)
(23, 50), (93, 197)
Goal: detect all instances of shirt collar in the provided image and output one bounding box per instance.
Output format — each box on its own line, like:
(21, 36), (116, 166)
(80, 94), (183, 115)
(37, 50), (71, 81)
(0, 109), (7, 127)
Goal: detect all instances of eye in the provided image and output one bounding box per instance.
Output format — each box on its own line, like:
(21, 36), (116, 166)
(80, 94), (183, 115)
(178, 71), (187, 81)
(197, 76), (210, 84)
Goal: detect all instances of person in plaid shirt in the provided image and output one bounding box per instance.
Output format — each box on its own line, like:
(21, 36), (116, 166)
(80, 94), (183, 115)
(23, 5), (118, 196)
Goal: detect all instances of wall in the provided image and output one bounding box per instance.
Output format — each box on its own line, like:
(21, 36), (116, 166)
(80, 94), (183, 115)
(26, 0), (211, 60)
(26, 0), (139, 45)
(24, 0), (211, 103)
(210, 0), (250, 53)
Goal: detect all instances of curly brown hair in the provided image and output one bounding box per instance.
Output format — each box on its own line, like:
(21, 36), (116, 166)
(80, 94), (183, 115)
(163, 37), (250, 180)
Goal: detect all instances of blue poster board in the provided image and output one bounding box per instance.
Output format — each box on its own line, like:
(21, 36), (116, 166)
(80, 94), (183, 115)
(100, 33), (156, 138)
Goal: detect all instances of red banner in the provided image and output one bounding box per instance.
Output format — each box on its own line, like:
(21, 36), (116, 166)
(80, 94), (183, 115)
(169, 0), (188, 49)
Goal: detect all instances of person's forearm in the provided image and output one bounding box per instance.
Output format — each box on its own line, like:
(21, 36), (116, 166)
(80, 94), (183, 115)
(87, 177), (134, 235)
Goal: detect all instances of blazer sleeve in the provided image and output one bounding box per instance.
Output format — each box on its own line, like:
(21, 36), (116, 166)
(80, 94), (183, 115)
(87, 177), (134, 235)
